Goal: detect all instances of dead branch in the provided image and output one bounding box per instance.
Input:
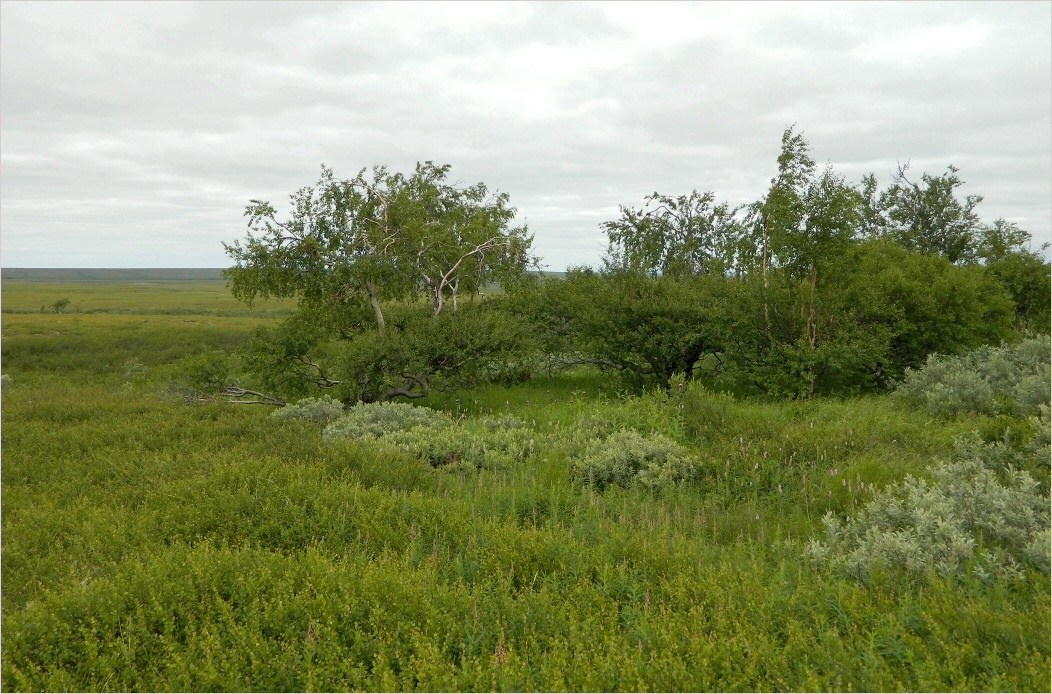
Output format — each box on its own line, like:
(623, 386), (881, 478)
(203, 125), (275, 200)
(221, 385), (287, 407)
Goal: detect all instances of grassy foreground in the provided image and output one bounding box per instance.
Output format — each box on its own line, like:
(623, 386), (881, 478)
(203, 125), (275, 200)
(1, 281), (1049, 691)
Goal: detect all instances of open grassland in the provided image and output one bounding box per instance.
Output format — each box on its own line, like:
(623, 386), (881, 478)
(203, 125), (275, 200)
(1, 281), (1049, 691)
(1, 279), (296, 317)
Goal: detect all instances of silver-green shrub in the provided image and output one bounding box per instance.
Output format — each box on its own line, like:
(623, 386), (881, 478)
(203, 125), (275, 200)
(896, 336), (1051, 417)
(382, 426), (488, 469)
(572, 429), (698, 490)
(322, 402), (451, 441)
(272, 396), (345, 423)
(806, 435), (1050, 581)
(1, 374), (10, 390)
(383, 423), (535, 470)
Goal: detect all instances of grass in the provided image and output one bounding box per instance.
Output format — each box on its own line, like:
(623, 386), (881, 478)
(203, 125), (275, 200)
(1, 280), (1049, 691)
(1, 279), (296, 317)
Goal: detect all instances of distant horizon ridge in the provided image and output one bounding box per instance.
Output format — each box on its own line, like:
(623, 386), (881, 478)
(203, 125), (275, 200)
(1, 268), (567, 281)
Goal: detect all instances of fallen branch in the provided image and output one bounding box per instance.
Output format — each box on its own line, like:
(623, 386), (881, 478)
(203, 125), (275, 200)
(221, 385), (287, 407)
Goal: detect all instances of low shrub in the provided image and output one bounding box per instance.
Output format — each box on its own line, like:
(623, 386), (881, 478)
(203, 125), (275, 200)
(383, 423), (536, 471)
(896, 336), (1051, 417)
(806, 434), (1050, 581)
(322, 402), (451, 441)
(271, 395), (345, 423)
(382, 426), (489, 469)
(572, 429), (699, 490)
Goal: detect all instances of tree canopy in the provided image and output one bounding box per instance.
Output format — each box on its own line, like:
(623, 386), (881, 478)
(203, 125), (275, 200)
(218, 130), (1048, 405)
(224, 162), (535, 332)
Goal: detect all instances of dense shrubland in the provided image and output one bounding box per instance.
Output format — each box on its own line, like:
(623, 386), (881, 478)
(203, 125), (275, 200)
(3, 308), (1049, 690)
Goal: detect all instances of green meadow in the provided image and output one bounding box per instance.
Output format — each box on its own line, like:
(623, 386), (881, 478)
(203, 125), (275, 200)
(1, 279), (1048, 692)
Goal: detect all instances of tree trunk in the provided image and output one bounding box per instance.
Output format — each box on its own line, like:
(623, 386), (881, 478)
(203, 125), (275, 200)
(366, 282), (386, 335)
(432, 284), (444, 317)
(804, 268), (818, 399)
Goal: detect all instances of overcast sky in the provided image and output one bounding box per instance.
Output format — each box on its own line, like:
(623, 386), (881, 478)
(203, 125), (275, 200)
(2, 1), (1050, 270)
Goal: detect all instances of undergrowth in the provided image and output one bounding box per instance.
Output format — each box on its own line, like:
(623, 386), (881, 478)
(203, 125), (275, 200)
(1, 296), (1049, 692)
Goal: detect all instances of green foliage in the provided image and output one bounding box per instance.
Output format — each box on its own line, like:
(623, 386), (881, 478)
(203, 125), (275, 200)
(50, 297), (71, 314)
(4, 324), (1049, 690)
(237, 295), (537, 403)
(343, 302), (538, 401)
(602, 189), (740, 276)
(381, 423), (534, 472)
(176, 349), (239, 396)
(807, 436), (1050, 581)
(572, 429), (699, 490)
(837, 240), (1017, 381)
(272, 395), (345, 423)
(985, 250), (1052, 333)
(224, 162), (534, 326)
(321, 401), (451, 441)
(5, 169), (1052, 692)
(517, 270), (727, 391)
(897, 336), (1051, 417)
(1, 373), (10, 390)
(977, 218), (1036, 262)
(878, 164), (984, 264)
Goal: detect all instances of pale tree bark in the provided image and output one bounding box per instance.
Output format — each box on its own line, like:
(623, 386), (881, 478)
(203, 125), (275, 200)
(365, 282), (386, 334)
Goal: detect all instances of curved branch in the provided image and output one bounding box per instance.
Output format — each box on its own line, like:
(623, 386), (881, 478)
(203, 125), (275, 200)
(221, 385), (287, 406)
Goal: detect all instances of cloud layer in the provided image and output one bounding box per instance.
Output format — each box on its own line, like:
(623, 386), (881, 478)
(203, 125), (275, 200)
(2, 1), (1049, 269)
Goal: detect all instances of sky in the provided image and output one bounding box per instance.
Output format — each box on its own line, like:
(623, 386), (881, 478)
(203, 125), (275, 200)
(1, 1), (1050, 270)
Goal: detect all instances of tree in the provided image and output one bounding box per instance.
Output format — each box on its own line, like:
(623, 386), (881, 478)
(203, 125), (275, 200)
(224, 163), (535, 332)
(976, 218), (1037, 263)
(736, 126), (864, 397)
(836, 240), (1017, 381)
(879, 163), (983, 264)
(985, 250), (1052, 333)
(222, 163), (537, 403)
(602, 190), (741, 277)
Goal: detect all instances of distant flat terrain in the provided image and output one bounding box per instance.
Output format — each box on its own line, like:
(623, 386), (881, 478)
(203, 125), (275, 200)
(1, 268), (567, 282)
(1, 268), (226, 282)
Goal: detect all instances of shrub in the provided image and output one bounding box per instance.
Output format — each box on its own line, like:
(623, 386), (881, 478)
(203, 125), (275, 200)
(322, 402), (451, 441)
(382, 422), (536, 471)
(572, 429), (699, 490)
(382, 426), (489, 469)
(896, 336), (1051, 417)
(271, 396), (345, 423)
(480, 414), (528, 431)
(1, 374), (10, 390)
(806, 435), (1050, 581)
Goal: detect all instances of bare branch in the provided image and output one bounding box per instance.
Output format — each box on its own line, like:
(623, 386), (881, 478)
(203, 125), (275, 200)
(221, 385), (287, 406)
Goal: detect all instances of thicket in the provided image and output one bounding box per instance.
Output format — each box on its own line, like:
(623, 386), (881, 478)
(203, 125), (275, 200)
(271, 395), (345, 423)
(211, 126), (1048, 407)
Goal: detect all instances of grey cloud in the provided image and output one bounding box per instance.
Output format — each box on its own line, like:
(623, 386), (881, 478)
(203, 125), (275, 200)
(1, 1), (1049, 269)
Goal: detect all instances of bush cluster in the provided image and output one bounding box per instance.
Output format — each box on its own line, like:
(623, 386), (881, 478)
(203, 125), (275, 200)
(320, 402), (536, 470)
(572, 429), (699, 490)
(321, 402), (451, 441)
(806, 435), (1050, 580)
(896, 336), (1051, 417)
(271, 395), (345, 423)
(381, 426), (534, 471)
